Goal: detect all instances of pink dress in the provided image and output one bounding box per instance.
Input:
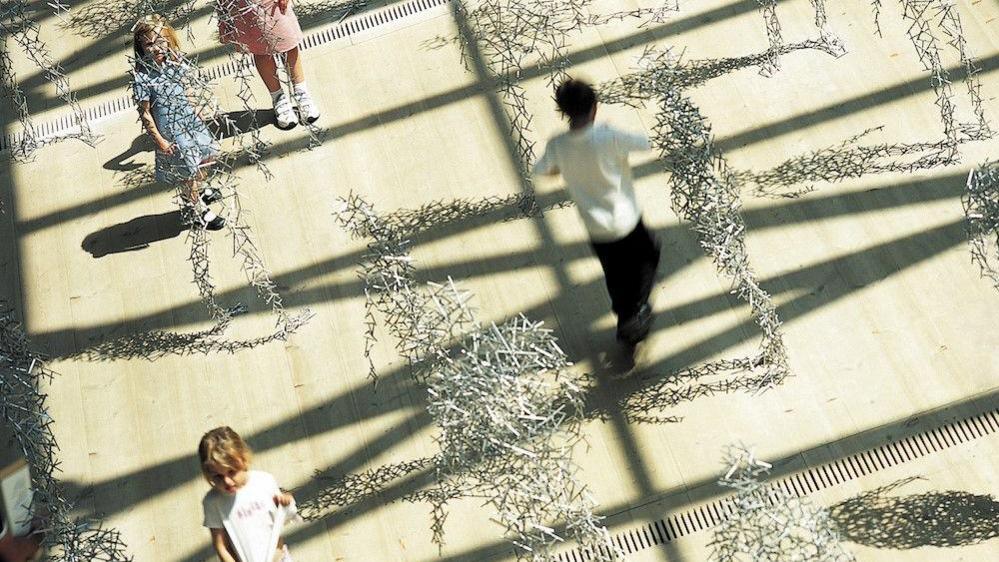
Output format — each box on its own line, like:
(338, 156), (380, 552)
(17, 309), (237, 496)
(218, 0), (304, 55)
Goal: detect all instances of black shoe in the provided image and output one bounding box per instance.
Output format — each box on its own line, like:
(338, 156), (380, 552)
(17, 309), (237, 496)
(617, 303), (653, 346)
(198, 210), (226, 231)
(200, 188), (223, 205)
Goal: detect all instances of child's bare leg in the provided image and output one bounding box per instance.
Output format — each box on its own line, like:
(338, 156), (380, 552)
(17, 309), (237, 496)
(284, 47), (304, 84)
(284, 48), (319, 122)
(183, 179), (200, 207)
(253, 54), (282, 92)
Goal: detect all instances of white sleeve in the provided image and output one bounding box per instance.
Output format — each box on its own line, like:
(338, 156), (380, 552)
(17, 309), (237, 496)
(532, 141), (558, 175)
(615, 128), (651, 154)
(202, 495), (223, 529)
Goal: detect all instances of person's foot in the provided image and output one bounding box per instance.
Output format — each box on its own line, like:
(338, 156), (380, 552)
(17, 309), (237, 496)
(294, 89), (320, 124)
(200, 188), (223, 205)
(616, 303), (653, 346)
(273, 91), (298, 130)
(198, 209), (226, 231)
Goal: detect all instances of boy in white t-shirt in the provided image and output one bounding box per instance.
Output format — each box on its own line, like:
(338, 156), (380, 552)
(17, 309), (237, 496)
(533, 78), (660, 346)
(199, 427), (299, 562)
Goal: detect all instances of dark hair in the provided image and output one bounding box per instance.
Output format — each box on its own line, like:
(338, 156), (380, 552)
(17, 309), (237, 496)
(555, 78), (597, 122)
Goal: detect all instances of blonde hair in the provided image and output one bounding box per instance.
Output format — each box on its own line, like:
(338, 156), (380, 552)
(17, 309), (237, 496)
(132, 14), (181, 67)
(198, 426), (252, 480)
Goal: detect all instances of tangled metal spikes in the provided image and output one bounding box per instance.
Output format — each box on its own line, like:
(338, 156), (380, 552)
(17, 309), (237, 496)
(735, 1), (991, 198)
(964, 161), (999, 293)
(754, 0), (844, 76)
(336, 193), (622, 561)
(762, 0), (999, 196)
(604, 46), (791, 392)
(0, 0), (98, 160)
(709, 446), (854, 562)
(453, 0), (677, 213)
(0, 306), (132, 561)
(875, 1), (991, 144)
(96, 52), (313, 361)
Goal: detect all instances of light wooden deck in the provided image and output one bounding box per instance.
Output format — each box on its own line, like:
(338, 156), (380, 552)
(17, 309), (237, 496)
(1, 1), (997, 561)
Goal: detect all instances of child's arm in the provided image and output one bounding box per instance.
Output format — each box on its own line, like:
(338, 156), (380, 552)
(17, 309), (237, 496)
(209, 528), (238, 562)
(615, 129), (651, 154)
(532, 142), (559, 176)
(138, 101), (174, 155)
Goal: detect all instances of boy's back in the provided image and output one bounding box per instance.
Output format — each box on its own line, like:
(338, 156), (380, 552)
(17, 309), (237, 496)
(534, 122), (650, 242)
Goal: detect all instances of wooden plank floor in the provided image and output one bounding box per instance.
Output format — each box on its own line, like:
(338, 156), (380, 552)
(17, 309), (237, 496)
(1, 0), (997, 560)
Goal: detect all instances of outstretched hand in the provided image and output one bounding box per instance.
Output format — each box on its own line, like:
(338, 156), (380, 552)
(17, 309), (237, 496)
(273, 491), (294, 507)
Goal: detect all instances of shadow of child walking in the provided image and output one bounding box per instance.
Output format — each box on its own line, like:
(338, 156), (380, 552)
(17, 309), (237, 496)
(82, 210), (187, 258)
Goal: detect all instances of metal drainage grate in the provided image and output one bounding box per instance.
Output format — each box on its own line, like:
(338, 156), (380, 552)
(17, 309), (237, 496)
(557, 406), (999, 561)
(0, 0), (452, 154)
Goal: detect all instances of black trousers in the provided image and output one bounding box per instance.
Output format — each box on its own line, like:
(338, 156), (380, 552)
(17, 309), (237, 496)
(591, 220), (661, 322)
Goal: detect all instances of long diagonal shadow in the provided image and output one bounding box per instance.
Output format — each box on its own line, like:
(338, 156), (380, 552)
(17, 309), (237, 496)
(58, 169), (971, 549)
(17, 48), (996, 243)
(23, 170), (967, 359)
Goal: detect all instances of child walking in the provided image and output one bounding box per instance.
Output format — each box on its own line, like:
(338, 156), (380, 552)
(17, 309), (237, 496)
(533, 78), (660, 346)
(199, 426), (299, 562)
(216, 0), (320, 130)
(131, 15), (225, 230)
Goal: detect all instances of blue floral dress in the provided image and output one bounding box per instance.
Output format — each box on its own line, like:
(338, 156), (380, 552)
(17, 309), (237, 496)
(132, 61), (219, 184)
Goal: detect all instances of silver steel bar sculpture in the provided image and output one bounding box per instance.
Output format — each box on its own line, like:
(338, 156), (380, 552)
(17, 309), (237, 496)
(452, 0), (677, 215)
(0, 0), (98, 160)
(336, 192), (622, 561)
(89, 46), (314, 360)
(964, 160), (999, 292)
(601, 45), (795, 403)
(0, 305), (132, 561)
(709, 445), (854, 562)
(743, 0), (993, 197)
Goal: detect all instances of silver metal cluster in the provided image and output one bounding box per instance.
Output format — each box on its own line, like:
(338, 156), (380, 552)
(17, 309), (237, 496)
(0, 0), (98, 160)
(0, 305), (131, 561)
(605, 46), (792, 392)
(753, 0), (844, 77)
(709, 446), (855, 562)
(734, 127), (966, 198)
(733, 1), (991, 197)
(897, 0), (991, 143)
(61, 0), (198, 39)
(964, 160), (999, 292)
(336, 192), (622, 561)
(453, 0), (677, 215)
(89, 50), (314, 361)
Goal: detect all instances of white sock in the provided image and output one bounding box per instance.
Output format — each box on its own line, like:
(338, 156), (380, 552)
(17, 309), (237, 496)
(293, 82), (309, 97)
(269, 89), (283, 104)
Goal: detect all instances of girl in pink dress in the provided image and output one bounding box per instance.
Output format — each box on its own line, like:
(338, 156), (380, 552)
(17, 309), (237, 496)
(217, 0), (320, 130)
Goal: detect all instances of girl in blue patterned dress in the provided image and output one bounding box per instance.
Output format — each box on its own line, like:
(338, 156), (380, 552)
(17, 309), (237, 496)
(132, 15), (225, 230)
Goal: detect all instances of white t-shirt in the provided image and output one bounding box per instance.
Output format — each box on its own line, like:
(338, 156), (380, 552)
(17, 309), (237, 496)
(202, 470), (297, 562)
(533, 122), (651, 242)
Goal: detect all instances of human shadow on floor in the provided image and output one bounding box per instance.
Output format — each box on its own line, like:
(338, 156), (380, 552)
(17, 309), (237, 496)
(82, 210), (187, 258)
(206, 109), (276, 139)
(104, 110), (274, 170)
(830, 478), (999, 549)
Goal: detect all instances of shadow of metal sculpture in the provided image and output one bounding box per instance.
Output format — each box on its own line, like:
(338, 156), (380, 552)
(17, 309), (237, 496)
(830, 477), (999, 549)
(710, 445), (855, 562)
